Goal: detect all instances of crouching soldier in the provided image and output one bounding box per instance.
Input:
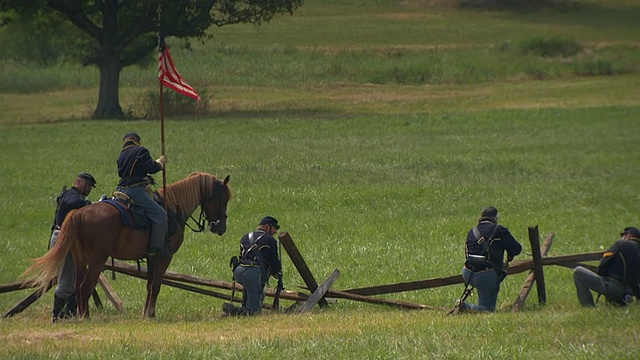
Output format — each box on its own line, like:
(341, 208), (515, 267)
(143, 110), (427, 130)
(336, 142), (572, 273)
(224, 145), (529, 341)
(223, 216), (282, 316)
(573, 227), (640, 307)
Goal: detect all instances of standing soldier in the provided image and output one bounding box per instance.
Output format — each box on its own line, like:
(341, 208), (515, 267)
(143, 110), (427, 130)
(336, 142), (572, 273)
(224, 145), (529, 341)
(50, 172), (96, 323)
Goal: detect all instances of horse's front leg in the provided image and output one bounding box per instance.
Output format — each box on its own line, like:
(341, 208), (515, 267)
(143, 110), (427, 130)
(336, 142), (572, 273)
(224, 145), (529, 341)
(143, 255), (172, 318)
(143, 277), (154, 317)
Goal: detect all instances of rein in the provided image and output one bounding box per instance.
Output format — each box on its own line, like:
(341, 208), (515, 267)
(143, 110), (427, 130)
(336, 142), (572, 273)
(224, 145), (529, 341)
(186, 209), (206, 233)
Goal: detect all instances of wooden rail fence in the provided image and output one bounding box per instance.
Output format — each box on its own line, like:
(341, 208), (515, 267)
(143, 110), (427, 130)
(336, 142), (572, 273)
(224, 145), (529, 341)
(2, 228), (603, 316)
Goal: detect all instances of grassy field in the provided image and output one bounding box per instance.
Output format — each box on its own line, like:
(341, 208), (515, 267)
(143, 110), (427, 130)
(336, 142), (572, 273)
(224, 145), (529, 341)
(1, 0), (640, 359)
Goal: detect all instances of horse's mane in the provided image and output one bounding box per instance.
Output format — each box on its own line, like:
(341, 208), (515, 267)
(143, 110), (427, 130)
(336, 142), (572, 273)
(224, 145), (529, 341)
(161, 172), (231, 214)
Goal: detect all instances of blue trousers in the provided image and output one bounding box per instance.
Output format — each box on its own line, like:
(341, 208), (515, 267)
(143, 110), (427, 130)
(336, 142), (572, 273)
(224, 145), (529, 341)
(462, 267), (501, 312)
(50, 230), (75, 299)
(233, 266), (265, 315)
(573, 266), (630, 306)
(119, 185), (167, 249)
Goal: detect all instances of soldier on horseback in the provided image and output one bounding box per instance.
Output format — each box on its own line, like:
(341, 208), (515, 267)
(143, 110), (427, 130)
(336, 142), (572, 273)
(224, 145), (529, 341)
(116, 132), (167, 258)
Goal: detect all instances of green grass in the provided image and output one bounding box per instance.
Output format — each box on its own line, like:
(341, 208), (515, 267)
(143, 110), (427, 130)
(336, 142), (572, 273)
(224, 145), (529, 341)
(1, 308), (639, 358)
(1, 104), (639, 358)
(1, 0), (640, 358)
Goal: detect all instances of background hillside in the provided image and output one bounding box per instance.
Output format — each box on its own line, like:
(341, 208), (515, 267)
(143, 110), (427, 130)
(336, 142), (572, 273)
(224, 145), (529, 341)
(1, 1), (639, 359)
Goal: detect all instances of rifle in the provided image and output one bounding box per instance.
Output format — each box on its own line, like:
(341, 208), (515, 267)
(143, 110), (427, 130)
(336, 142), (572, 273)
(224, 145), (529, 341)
(48, 185), (68, 249)
(273, 276), (284, 310)
(448, 276), (474, 316)
(229, 256), (239, 303)
(272, 239), (284, 311)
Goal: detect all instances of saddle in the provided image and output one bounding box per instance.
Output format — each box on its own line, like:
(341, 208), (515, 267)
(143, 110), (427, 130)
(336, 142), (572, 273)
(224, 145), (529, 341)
(102, 191), (177, 235)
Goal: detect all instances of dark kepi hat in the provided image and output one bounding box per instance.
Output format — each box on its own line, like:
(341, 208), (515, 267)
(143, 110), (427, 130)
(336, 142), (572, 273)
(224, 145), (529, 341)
(123, 131), (140, 142)
(621, 227), (640, 238)
(480, 206), (498, 220)
(77, 172), (96, 187)
(259, 216), (280, 230)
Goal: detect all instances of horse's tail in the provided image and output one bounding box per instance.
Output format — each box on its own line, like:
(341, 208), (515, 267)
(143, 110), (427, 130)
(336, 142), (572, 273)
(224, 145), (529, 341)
(21, 209), (82, 294)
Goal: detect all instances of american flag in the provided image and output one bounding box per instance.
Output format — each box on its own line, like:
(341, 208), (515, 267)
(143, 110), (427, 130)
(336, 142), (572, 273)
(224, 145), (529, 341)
(158, 46), (200, 101)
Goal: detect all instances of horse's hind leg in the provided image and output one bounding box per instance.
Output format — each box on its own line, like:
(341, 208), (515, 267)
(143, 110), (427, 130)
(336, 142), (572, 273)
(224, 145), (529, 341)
(77, 261), (105, 318)
(74, 258), (89, 317)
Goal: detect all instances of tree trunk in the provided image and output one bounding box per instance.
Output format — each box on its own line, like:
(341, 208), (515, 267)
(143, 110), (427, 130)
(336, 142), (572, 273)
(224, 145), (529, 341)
(93, 59), (124, 119)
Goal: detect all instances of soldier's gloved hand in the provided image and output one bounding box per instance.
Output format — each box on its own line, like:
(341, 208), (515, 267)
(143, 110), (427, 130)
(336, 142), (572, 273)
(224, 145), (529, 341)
(156, 155), (167, 168)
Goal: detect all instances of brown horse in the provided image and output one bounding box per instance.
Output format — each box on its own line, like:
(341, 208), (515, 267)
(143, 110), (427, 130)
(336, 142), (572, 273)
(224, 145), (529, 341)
(24, 172), (232, 318)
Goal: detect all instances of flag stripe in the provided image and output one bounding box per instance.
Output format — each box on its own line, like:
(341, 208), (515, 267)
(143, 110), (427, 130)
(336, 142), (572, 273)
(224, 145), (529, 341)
(158, 47), (200, 101)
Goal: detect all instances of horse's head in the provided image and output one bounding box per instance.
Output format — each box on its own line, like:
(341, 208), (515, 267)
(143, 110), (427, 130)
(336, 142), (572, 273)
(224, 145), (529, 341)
(202, 175), (232, 235)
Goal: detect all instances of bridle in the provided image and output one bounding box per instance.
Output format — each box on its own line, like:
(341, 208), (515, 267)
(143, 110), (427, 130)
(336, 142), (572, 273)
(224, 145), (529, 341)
(185, 209), (207, 233)
(186, 209), (228, 233)
(186, 179), (228, 233)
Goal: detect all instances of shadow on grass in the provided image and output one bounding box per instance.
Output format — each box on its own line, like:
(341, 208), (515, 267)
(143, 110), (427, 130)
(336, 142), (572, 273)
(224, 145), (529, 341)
(170, 108), (356, 122)
(460, 0), (640, 35)
(37, 107), (354, 124)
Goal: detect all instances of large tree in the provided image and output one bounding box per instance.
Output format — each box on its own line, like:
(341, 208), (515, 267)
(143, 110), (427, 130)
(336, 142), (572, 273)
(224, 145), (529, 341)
(1, 0), (303, 119)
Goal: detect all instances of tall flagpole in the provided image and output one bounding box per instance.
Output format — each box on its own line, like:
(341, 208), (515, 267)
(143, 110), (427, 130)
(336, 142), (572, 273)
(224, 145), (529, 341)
(158, 4), (167, 203)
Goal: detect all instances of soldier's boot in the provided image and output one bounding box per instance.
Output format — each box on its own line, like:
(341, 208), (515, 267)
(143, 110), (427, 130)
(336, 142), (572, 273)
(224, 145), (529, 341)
(52, 295), (66, 324)
(222, 303), (250, 317)
(146, 224), (165, 258)
(222, 303), (238, 316)
(63, 293), (77, 318)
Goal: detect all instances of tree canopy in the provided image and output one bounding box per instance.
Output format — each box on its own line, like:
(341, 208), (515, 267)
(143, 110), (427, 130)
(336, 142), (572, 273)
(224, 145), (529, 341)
(1, 0), (303, 119)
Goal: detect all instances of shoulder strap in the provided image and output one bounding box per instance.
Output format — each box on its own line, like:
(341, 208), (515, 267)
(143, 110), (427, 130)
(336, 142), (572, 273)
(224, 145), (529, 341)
(472, 226), (482, 241)
(473, 224), (499, 256)
(247, 231), (266, 248)
(242, 232), (270, 274)
(243, 231), (267, 258)
(52, 185), (69, 229)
